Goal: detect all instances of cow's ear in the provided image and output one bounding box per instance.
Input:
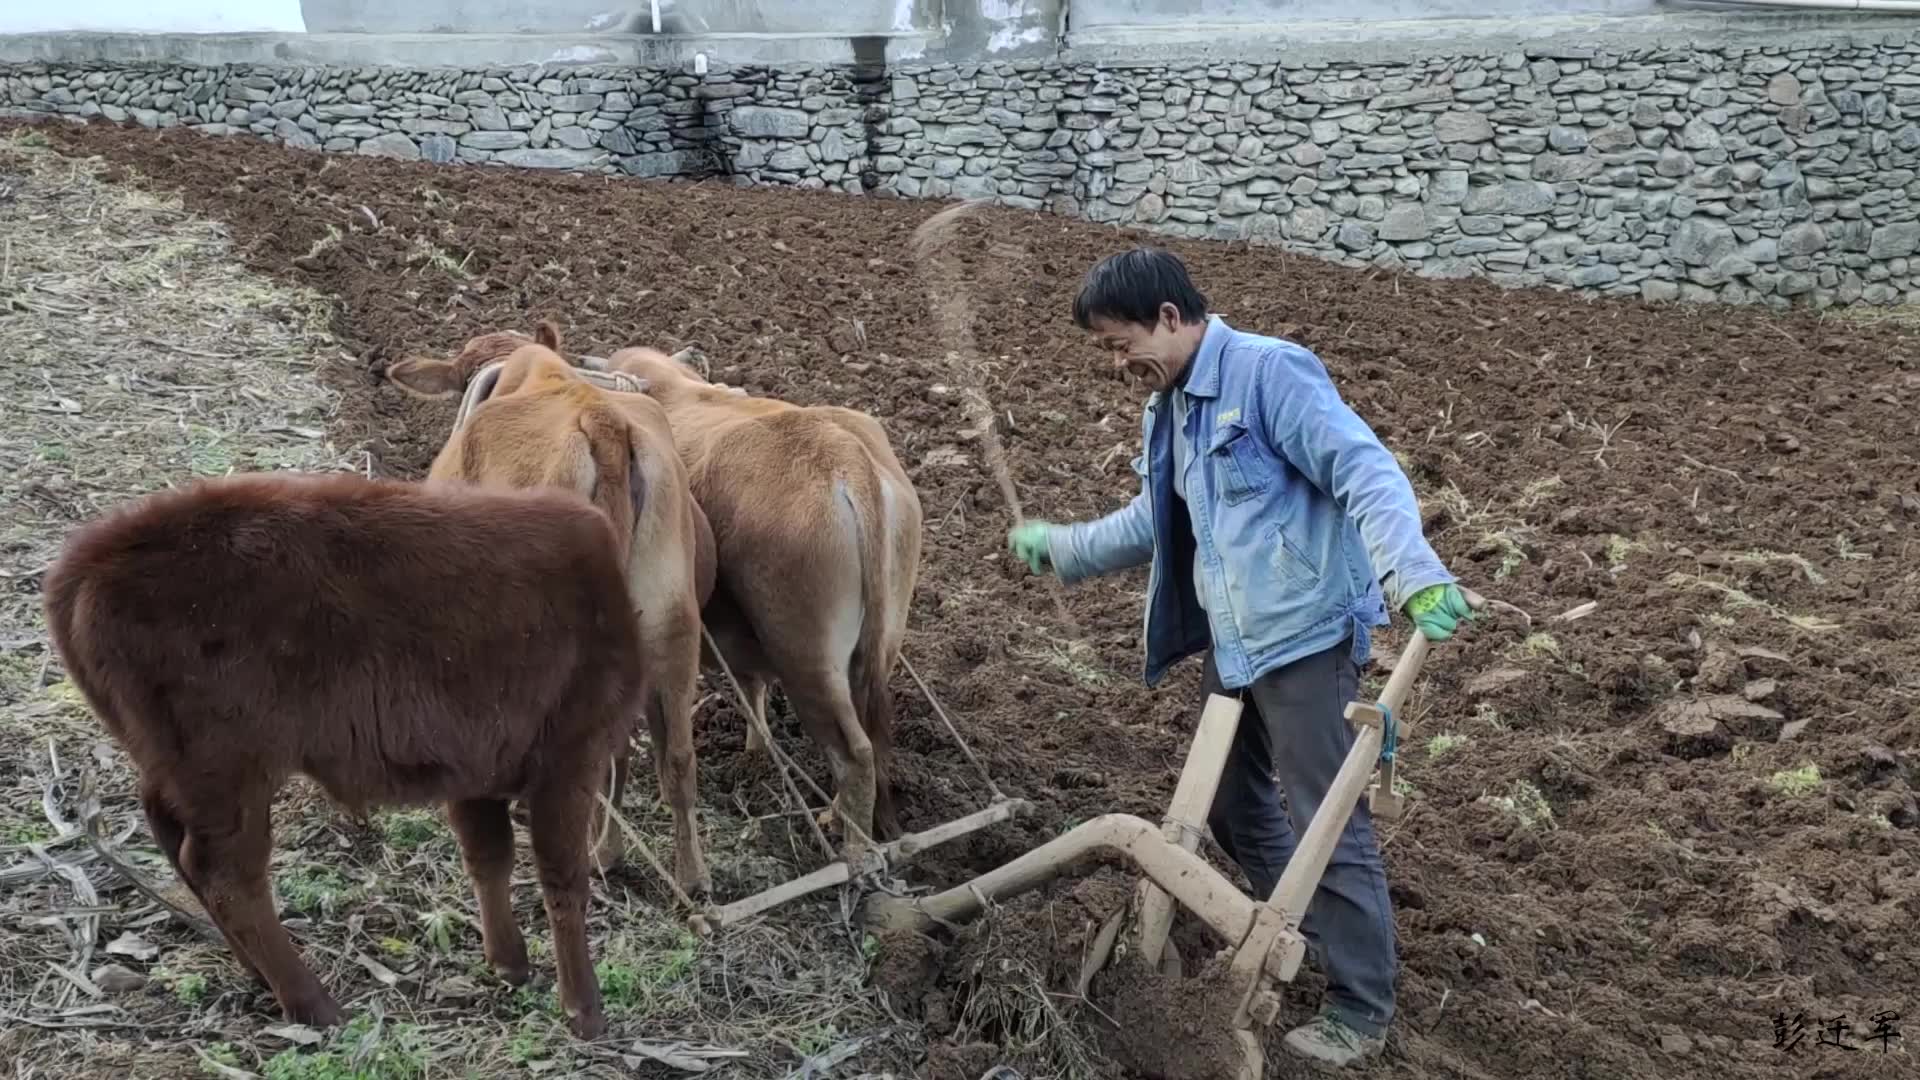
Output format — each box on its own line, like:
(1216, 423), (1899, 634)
(534, 319), (563, 352)
(385, 356), (464, 397)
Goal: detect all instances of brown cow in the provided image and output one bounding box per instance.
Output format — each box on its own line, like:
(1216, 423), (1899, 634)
(585, 345), (923, 864)
(41, 471), (640, 1040)
(386, 324), (717, 898)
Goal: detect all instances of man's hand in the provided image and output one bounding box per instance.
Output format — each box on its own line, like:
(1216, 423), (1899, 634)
(1007, 521), (1055, 575)
(1405, 583), (1474, 642)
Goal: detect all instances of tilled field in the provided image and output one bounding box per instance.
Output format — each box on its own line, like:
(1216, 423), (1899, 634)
(11, 118), (1920, 1079)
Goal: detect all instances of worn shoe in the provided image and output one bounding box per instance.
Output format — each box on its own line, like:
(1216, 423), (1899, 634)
(1282, 1010), (1385, 1066)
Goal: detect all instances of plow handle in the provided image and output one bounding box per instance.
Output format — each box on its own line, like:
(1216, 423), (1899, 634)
(1382, 586), (1487, 710)
(1368, 585), (1487, 819)
(1377, 629), (1429, 716)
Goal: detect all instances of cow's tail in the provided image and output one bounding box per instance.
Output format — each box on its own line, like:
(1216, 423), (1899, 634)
(569, 405), (644, 563)
(837, 469), (900, 837)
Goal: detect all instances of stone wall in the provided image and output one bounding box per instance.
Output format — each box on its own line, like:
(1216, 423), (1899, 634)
(10, 25), (1920, 308)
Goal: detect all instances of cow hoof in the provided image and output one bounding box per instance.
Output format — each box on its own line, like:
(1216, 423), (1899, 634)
(241, 964), (273, 991)
(487, 941), (531, 986)
(590, 843), (626, 875)
(567, 1007), (607, 1042)
(674, 855), (713, 901)
(840, 837), (877, 870)
(285, 994), (346, 1029)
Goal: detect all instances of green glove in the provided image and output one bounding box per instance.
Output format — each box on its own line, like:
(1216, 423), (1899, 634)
(1405, 583), (1474, 642)
(1007, 521), (1055, 575)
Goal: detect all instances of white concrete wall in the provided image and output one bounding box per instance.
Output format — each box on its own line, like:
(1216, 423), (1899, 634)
(3, 0), (1678, 38)
(1068, 0), (1661, 24)
(0, 1), (306, 35)
(297, 1), (924, 35)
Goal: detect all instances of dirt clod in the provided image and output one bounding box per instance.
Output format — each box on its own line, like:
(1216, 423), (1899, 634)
(1094, 952), (1250, 1080)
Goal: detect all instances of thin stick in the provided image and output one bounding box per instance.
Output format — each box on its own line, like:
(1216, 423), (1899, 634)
(1679, 452), (1744, 483)
(79, 816), (221, 944)
(961, 380), (1094, 649)
(910, 200), (1095, 654)
(899, 654), (1003, 802)
(595, 791), (702, 916)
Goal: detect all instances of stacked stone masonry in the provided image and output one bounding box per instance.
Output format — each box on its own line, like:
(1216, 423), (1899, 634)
(10, 36), (1920, 308)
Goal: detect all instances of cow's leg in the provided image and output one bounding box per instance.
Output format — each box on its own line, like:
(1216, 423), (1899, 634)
(646, 609), (711, 898)
(447, 797), (529, 985)
(868, 711), (903, 843)
(141, 783), (268, 988)
(526, 773), (604, 1041)
(856, 638), (906, 843)
(723, 539), (870, 851)
(780, 671), (876, 863)
(740, 675), (771, 755)
(700, 609), (773, 756)
(586, 743), (631, 873)
(181, 779), (342, 1027)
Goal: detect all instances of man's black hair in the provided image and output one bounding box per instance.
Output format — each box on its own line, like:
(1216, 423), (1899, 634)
(1071, 247), (1210, 330)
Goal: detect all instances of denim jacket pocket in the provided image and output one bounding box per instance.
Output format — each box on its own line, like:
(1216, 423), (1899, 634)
(1267, 518), (1323, 592)
(1206, 421), (1270, 506)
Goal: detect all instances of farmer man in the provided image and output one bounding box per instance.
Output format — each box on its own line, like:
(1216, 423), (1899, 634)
(1007, 247), (1473, 1067)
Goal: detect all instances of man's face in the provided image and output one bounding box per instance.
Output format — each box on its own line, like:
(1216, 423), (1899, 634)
(1087, 305), (1198, 395)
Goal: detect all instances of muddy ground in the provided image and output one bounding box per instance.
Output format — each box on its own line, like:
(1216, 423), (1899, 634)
(10, 118), (1920, 1079)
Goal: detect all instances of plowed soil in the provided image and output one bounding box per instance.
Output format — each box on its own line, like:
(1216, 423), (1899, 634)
(19, 119), (1920, 1079)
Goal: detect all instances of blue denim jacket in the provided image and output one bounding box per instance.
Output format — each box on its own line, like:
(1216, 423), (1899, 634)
(1047, 316), (1454, 690)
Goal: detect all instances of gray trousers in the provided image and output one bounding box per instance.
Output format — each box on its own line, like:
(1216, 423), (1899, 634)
(1202, 638), (1398, 1037)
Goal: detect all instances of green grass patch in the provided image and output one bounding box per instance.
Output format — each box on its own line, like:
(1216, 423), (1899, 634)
(1478, 780), (1556, 830)
(379, 811), (444, 851)
(1768, 763), (1822, 797)
(261, 1015), (426, 1080)
(153, 966), (209, 1006)
(275, 865), (362, 917)
(595, 926), (701, 1013)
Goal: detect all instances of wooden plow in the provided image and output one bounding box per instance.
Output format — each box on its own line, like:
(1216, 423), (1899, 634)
(862, 591), (1485, 1080)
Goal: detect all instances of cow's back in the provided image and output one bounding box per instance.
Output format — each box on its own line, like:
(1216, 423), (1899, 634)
(439, 389), (596, 494)
(43, 472), (643, 807)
